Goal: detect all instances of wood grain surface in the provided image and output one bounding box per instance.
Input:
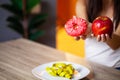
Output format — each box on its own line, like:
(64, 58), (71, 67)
(0, 38), (120, 80)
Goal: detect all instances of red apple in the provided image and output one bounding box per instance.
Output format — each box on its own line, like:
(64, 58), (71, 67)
(65, 16), (88, 37)
(92, 16), (113, 36)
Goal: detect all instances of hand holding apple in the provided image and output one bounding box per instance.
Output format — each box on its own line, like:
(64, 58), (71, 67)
(92, 16), (113, 36)
(92, 16), (113, 41)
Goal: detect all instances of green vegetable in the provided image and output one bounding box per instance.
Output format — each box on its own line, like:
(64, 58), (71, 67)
(46, 63), (75, 79)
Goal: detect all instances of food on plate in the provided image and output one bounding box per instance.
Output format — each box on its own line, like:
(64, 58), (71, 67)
(92, 16), (113, 36)
(46, 63), (75, 79)
(65, 16), (88, 37)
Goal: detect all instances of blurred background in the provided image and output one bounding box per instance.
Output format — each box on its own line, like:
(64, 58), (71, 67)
(0, 0), (85, 57)
(0, 0), (56, 47)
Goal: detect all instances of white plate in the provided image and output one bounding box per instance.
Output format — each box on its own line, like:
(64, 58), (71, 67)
(32, 61), (90, 80)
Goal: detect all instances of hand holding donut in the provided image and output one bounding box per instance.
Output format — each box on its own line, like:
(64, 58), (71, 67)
(65, 16), (88, 40)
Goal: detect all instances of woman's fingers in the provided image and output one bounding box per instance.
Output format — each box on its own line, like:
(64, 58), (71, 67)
(97, 34), (111, 42)
(80, 35), (87, 40)
(91, 33), (94, 37)
(75, 34), (111, 41)
(105, 34), (110, 41)
(74, 35), (87, 40)
(97, 35), (101, 42)
(74, 36), (80, 40)
(97, 34), (106, 42)
(101, 34), (106, 42)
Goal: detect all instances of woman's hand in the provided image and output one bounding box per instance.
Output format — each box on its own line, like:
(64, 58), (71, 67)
(91, 33), (111, 42)
(74, 35), (87, 40)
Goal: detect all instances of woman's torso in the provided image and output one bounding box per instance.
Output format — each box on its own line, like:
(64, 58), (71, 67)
(85, 38), (120, 67)
(85, 0), (120, 68)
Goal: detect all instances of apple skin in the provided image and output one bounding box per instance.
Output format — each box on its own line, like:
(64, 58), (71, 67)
(92, 16), (113, 36)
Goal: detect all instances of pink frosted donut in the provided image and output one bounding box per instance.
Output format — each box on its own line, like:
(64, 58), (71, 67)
(65, 16), (88, 37)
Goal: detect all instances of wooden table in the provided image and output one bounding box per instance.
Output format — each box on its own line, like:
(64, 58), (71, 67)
(0, 38), (120, 80)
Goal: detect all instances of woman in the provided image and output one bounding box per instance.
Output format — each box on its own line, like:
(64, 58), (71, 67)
(75, 0), (120, 69)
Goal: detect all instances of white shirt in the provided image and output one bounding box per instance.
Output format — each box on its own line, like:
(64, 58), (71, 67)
(85, 38), (120, 68)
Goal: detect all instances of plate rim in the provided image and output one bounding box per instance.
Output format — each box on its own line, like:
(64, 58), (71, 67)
(32, 61), (90, 80)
